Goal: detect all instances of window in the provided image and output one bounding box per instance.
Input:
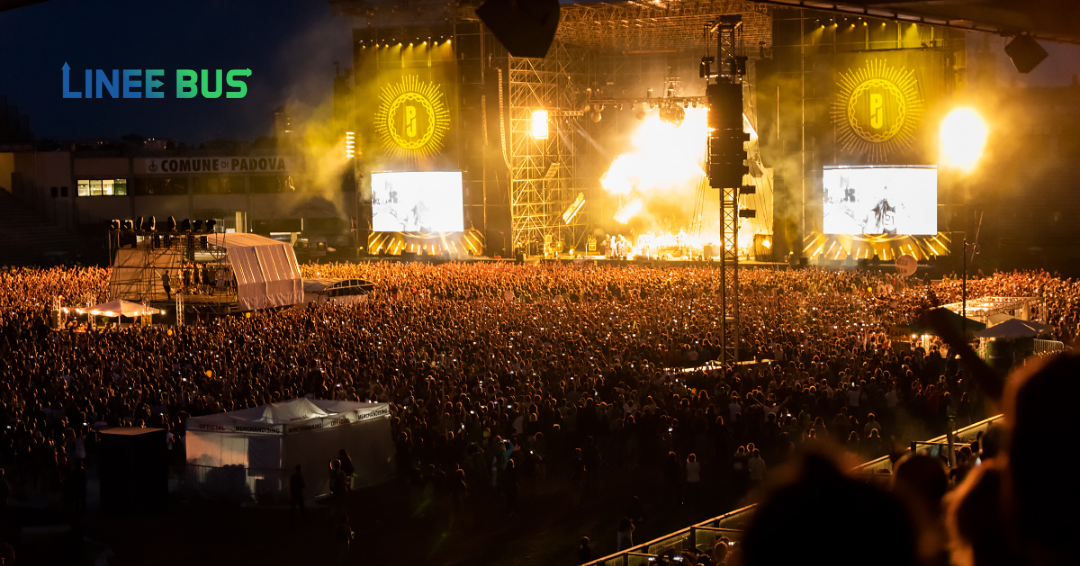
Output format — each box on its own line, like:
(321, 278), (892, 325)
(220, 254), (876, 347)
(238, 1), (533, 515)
(134, 177), (186, 196)
(76, 179), (128, 196)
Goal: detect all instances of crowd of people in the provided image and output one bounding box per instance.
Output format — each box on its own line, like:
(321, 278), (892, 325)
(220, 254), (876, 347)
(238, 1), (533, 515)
(0, 262), (1076, 565)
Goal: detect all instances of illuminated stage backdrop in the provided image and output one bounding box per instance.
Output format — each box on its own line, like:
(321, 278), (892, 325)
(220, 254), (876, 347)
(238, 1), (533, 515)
(355, 40), (458, 170)
(830, 51), (945, 165)
(807, 50), (950, 260)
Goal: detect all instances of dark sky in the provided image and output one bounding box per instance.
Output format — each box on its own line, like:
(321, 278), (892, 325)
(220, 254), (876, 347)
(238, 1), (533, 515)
(3, 0), (1080, 144)
(0, 0), (352, 144)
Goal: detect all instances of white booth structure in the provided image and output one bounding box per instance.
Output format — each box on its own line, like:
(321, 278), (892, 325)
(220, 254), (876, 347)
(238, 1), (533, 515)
(185, 399), (394, 499)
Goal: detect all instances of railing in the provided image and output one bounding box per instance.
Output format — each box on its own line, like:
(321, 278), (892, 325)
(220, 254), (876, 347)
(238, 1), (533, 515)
(582, 414), (1004, 566)
(1034, 339), (1065, 355)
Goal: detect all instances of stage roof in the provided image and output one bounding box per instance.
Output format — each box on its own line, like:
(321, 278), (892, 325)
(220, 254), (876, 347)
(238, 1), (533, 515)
(750, 0), (1080, 45)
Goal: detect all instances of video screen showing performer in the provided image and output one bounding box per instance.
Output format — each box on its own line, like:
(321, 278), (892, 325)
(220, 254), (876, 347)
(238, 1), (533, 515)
(822, 166), (937, 236)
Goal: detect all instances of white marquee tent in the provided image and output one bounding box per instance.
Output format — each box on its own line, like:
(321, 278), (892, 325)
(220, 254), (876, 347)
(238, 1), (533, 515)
(185, 398), (394, 499)
(221, 233), (303, 311)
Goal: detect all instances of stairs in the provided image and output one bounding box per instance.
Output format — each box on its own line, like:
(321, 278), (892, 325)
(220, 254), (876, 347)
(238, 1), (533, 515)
(0, 191), (102, 266)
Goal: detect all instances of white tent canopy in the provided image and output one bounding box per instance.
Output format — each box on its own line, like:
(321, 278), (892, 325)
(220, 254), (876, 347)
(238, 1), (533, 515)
(78, 299), (162, 317)
(221, 233), (303, 311)
(185, 398), (394, 499)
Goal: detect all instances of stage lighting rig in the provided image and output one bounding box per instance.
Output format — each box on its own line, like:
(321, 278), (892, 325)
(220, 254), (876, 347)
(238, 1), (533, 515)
(659, 103), (685, 127)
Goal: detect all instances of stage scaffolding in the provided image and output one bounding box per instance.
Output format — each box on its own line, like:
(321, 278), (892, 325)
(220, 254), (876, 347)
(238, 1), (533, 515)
(508, 41), (590, 255)
(556, 0), (770, 53)
(108, 233), (238, 313)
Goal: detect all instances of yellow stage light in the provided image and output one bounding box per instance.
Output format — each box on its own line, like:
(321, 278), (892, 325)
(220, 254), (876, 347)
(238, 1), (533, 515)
(345, 131), (356, 159)
(531, 109), (549, 140)
(763, 239), (772, 249)
(940, 108), (988, 171)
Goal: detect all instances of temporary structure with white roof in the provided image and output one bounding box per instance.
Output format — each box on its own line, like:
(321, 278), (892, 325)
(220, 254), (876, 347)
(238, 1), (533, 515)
(77, 299), (162, 318)
(185, 398), (394, 499)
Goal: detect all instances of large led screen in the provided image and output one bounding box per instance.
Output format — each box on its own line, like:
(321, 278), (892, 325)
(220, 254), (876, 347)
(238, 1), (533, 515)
(823, 166), (937, 236)
(371, 171), (464, 232)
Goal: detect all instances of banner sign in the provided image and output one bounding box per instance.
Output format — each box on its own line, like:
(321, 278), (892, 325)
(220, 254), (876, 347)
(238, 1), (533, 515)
(137, 156), (294, 175)
(356, 41), (459, 168)
(830, 51), (945, 164)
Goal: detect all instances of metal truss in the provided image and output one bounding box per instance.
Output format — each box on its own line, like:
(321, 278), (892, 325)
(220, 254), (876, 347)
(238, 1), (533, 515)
(714, 16), (741, 369)
(508, 41), (590, 255)
(557, 0), (771, 53)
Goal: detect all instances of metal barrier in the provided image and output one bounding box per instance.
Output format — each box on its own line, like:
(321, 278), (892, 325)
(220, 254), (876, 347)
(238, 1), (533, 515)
(581, 415), (1004, 566)
(1034, 339), (1065, 355)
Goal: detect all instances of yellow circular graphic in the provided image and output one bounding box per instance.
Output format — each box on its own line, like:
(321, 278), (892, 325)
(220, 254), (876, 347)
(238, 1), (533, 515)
(847, 78), (906, 143)
(832, 59), (924, 162)
(374, 76), (450, 160)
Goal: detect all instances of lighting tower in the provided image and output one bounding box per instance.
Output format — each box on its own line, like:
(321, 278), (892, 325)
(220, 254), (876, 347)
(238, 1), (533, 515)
(345, 132), (360, 257)
(705, 14), (752, 369)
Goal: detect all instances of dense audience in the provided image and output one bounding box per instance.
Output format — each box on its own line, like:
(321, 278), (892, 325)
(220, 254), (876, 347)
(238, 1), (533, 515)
(0, 262), (1075, 566)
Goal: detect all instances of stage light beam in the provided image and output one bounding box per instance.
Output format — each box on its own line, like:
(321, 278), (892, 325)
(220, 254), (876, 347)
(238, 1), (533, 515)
(531, 110), (549, 140)
(940, 108), (987, 171)
(345, 131), (356, 159)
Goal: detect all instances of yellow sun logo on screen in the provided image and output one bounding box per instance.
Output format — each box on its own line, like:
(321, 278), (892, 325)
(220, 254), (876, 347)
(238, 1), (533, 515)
(832, 59), (924, 162)
(374, 75), (450, 160)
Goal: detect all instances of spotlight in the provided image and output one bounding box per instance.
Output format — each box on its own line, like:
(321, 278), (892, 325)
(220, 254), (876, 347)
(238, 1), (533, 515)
(135, 216), (145, 232)
(940, 108), (988, 171)
(109, 219), (120, 231)
(180, 218), (192, 233)
(167, 216), (177, 233)
(193, 220), (205, 232)
(121, 219), (133, 232)
(531, 109), (549, 139)
(205, 219), (217, 233)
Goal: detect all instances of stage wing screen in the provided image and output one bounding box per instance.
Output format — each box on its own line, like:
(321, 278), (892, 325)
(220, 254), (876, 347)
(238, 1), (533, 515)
(372, 172), (464, 232)
(823, 166), (937, 236)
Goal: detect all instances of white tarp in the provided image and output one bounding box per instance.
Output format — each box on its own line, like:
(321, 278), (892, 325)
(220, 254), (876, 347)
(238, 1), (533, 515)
(79, 299), (162, 317)
(221, 233), (303, 311)
(185, 399), (394, 498)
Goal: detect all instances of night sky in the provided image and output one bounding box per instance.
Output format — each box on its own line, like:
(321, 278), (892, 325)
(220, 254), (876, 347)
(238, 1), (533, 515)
(3, 0), (1080, 145)
(0, 0), (352, 144)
